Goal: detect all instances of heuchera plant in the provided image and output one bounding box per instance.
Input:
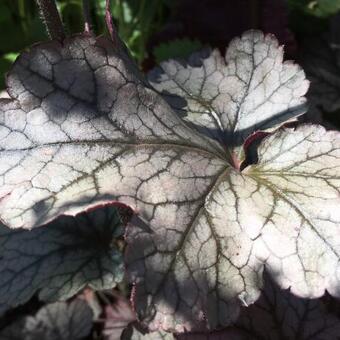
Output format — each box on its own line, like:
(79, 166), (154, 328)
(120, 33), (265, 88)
(0, 0), (339, 337)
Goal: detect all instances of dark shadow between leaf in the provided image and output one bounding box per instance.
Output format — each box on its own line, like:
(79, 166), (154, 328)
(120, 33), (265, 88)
(174, 271), (340, 339)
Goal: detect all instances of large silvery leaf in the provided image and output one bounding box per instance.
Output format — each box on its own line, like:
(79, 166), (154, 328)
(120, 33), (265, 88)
(0, 34), (220, 228)
(0, 205), (124, 314)
(0, 300), (93, 340)
(127, 125), (340, 332)
(0, 30), (339, 333)
(149, 30), (309, 160)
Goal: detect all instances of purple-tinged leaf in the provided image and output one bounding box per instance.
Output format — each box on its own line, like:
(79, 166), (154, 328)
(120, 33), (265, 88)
(127, 125), (340, 332)
(0, 34), (220, 229)
(0, 30), (338, 334)
(103, 291), (136, 340)
(81, 288), (103, 320)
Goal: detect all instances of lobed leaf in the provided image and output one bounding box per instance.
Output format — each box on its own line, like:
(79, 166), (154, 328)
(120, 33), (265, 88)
(0, 34), (220, 229)
(0, 30), (338, 333)
(127, 124), (340, 332)
(0, 205), (124, 314)
(149, 30), (309, 160)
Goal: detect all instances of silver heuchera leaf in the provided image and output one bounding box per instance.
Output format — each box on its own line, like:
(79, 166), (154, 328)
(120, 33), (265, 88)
(0, 31), (339, 333)
(0, 205), (124, 314)
(149, 30), (309, 160)
(0, 34), (220, 228)
(127, 125), (340, 332)
(0, 300), (93, 340)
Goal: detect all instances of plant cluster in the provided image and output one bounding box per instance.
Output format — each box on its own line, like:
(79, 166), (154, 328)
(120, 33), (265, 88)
(0, 1), (339, 339)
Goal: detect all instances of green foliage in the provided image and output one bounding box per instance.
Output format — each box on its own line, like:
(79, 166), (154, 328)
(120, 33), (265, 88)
(57, 0), (84, 34)
(0, 1), (46, 53)
(288, 0), (340, 18)
(287, 0), (340, 37)
(153, 38), (203, 63)
(0, 0), (172, 89)
(0, 53), (18, 89)
(58, 0), (171, 63)
(107, 0), (170, 63)
(0, 1), (46, 90)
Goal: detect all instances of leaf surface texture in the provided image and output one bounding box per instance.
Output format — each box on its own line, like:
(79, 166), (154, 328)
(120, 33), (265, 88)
(0, 31), (339, 332)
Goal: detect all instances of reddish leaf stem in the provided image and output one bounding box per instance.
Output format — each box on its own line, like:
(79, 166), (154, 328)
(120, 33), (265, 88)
(105, 0), (118, 44)
(35, 0), (65, 41)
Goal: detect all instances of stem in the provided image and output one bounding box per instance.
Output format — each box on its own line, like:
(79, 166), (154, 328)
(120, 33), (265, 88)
(35, 0), (65, 40)
(82, 0), (92, 33)
(105, 0), (118, 44)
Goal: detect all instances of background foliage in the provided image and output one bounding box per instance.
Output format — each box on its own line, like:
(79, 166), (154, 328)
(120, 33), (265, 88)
(1, 0), (340, 89)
